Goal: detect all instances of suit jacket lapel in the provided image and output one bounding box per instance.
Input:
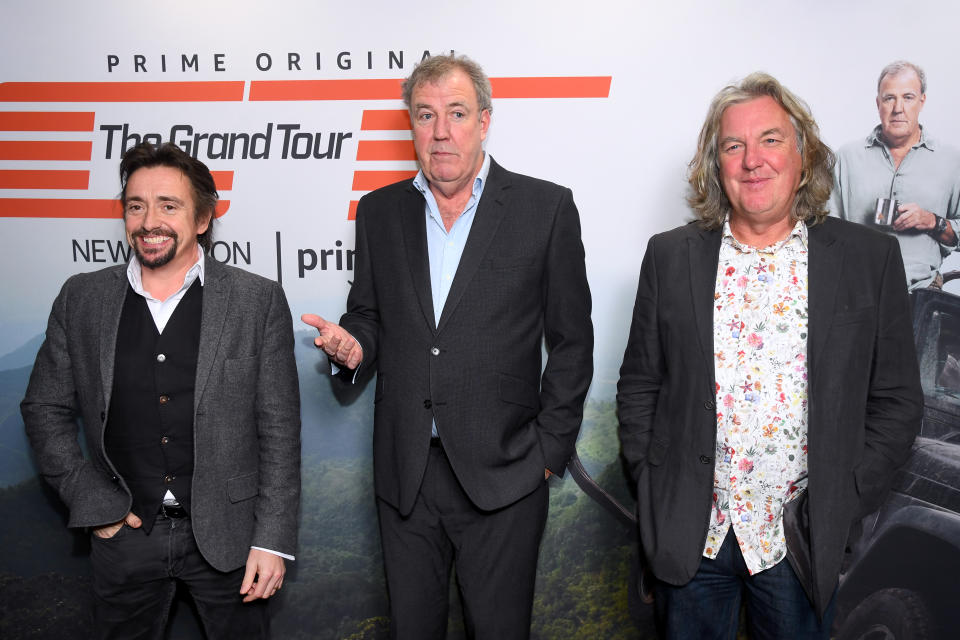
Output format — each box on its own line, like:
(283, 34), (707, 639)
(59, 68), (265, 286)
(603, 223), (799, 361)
(807, 221), (843, 380)
(399, 184), (437, 333)
(195, 257), (230, 412)
(436, 160), (509, 334)
(99, 267), (130, 412)
(688, 227), (722, 395)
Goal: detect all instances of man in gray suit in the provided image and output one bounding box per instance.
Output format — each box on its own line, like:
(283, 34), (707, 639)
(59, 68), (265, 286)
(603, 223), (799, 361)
(21, 142), (300, 639)
(303, 54), (593, 639)
(617, 74), (921, 639)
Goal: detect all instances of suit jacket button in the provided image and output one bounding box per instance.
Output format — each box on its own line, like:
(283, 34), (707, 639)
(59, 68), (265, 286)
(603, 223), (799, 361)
(699, 455), (712, 464)
(704, 401), (715, 410)
(423, 400), (432, 409)
(430, 347), (440, 356)
(100, 412), (106, 422)
(159, 395), (170, 404)
(164, 475), (174, 484)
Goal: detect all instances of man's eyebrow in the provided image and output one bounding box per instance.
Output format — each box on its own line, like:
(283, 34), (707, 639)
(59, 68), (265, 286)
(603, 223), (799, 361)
(126, 194), (185, 205)
(760, 127), (787, 138)
(718, 135), (743, 146)
(415, 100), (470, 110)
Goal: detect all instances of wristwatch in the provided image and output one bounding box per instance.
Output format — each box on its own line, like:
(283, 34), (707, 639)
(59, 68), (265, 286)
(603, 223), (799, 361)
(933, 214), (949, 237)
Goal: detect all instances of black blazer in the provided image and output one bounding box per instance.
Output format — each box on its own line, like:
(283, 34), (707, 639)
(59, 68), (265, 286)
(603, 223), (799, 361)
(617, 216), (922, 617)
(341, 159), (594, 514)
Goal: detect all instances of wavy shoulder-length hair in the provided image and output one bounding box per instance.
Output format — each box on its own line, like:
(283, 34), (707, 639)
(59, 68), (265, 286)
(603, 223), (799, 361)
(687, 72), (835, 229)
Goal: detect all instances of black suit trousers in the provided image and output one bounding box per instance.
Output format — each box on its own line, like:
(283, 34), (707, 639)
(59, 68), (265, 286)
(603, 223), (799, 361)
(377, 443), (549, 640)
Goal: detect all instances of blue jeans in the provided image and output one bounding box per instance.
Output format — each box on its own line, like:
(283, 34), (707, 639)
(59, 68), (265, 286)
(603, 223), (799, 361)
(655, 530), (835, 640)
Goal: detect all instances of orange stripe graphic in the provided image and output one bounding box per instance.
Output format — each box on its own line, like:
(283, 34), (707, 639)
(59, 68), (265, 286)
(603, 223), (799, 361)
(0, 111), (96, 131)
(0, 82), (244, 102)
(356, 140), (416, 161)
(490, 76), (612, 98)
(0, 140), (92, 161)
(352, 170), (417, 191)
(361, 110), (411, 131)
(348, 200), (359, 221)
(0, 199), (231, 218)
(250, 79), (405, 101)
(0, 170), (88, 189)
(211, 171), (234, 191)
(250, 77), (611, 101)
(0, 199), (120, 218)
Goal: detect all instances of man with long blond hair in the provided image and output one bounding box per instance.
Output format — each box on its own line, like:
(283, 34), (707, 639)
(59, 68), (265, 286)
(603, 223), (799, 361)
(617, 73), (921, 639)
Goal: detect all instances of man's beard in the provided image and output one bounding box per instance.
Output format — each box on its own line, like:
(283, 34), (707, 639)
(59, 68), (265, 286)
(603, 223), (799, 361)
(131, 228), (179, 269)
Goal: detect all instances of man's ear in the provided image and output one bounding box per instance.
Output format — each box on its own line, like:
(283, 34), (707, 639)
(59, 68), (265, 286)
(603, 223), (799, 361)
(197, 208), (213, 235)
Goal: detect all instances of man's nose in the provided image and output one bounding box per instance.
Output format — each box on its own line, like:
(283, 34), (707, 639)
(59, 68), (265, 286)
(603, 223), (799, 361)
(742, 144), (762, 170)
(432, 114), (450, 139)
(893, 97), (904, 113)
(143, 205), (161, 229)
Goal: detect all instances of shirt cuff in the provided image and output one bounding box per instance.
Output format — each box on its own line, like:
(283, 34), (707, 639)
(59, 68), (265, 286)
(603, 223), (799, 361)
(327, 338), (363, 383)
(251, 546), (295, 561)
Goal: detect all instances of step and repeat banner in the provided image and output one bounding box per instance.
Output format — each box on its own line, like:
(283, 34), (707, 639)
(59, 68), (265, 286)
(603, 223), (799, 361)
(2, 1), (959, 638)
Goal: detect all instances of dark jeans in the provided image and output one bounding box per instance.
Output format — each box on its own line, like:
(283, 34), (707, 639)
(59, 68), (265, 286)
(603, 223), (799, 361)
(655, 530), (835, 640)
(90, 515), (269, 640)
(377, 443), (549, 640)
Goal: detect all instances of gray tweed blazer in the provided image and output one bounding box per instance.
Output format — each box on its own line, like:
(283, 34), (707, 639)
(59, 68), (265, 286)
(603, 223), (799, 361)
(21, 257), (301, 571)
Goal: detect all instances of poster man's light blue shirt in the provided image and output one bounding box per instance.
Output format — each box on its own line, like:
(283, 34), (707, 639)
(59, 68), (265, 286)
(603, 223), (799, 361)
(830, 125), (960, 289)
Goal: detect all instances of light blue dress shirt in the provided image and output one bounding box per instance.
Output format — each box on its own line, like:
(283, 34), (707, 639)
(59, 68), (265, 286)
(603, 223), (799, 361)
(414, 152), (492, 324)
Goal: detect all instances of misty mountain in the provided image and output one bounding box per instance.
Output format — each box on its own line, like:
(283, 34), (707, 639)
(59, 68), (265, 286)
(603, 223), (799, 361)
(0, 333), (44, 371)
(0, 366), (34, 487)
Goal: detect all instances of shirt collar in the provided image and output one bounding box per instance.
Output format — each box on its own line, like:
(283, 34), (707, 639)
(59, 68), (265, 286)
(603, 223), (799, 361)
(126, 244), (205, 301)
(413, 151), (491, 200)
(867, 124), (934, 151)
(721, 216), (808, 253)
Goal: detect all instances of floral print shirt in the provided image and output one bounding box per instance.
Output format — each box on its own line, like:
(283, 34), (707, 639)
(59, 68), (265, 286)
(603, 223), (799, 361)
(703, 219), (809, 574)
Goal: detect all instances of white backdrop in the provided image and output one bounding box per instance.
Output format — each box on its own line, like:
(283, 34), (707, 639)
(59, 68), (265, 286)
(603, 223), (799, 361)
(2, 2), (959, 636)
(4, 0), (960, 387)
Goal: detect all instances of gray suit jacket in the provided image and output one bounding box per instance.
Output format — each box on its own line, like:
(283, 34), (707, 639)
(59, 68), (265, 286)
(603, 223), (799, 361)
(21, 257), (301, 572)
(617, 216), (922, 617)
(340, 159), (594, 515)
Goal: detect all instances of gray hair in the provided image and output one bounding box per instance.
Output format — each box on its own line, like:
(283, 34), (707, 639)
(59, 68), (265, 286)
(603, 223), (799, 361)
(877, 60), (927, 95)
(687, 72), (835, 229)
(401, 54), (493, 117)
